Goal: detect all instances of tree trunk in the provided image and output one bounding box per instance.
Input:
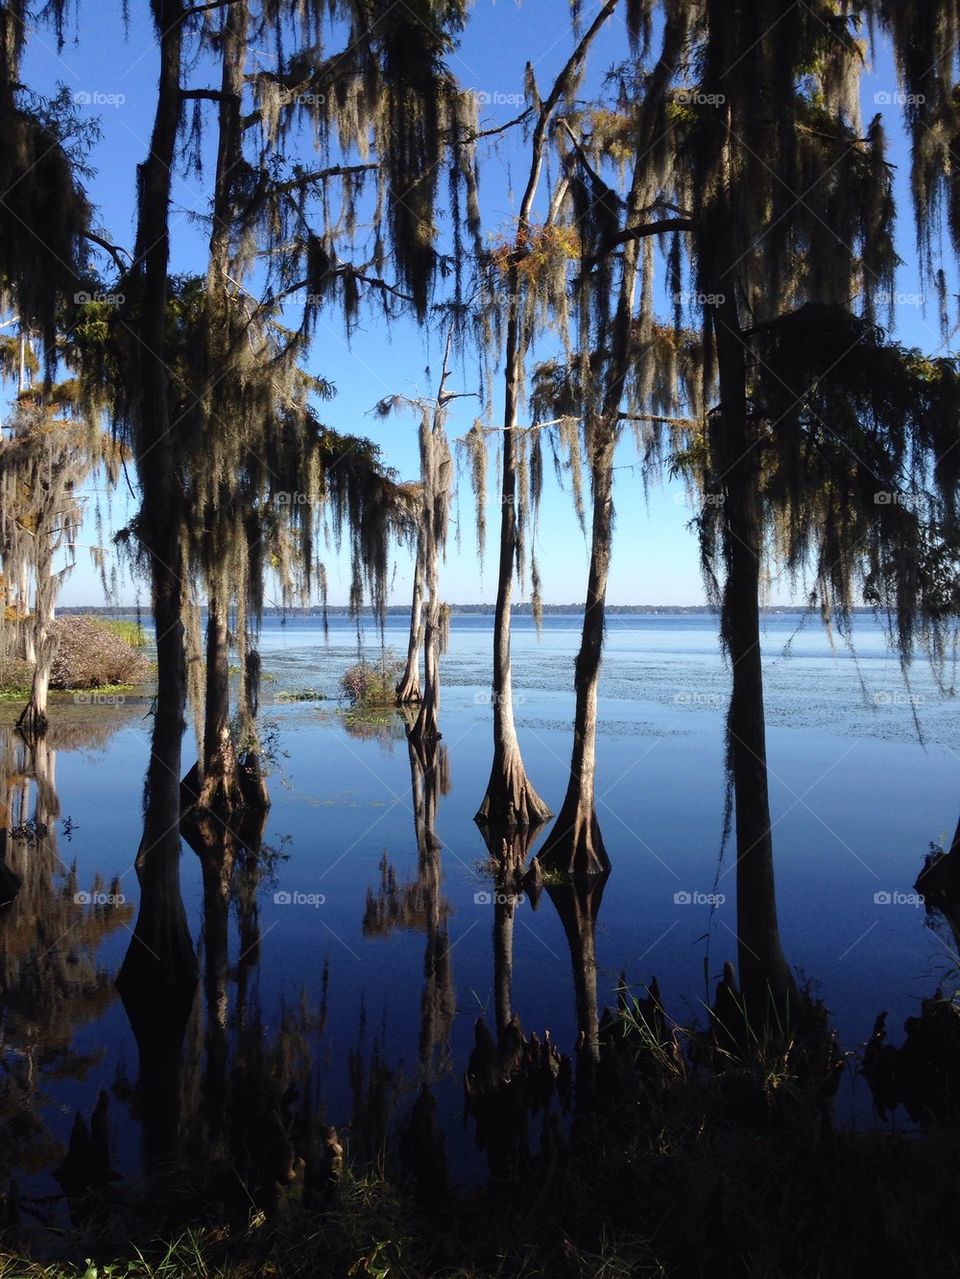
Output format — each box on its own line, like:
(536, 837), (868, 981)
(117, 0), (196, 999)
(198, 595), (241, 812)
(537, 155), (642, 875)
(17, 522), (57, 741)
(712, 289), (797, 1025)
(539, 440), (615, 876)
(19, 566), (35, 665)
(476, 281), (550, 830)
(409, 595), (439, 746)
(17, 644), (50, 742)
(237, 647), (271, 811)
(410, 339), (454, 751)
(395, 541), (424, 705)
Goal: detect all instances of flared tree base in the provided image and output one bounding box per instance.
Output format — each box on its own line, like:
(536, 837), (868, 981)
(407, 704), (441, 754)
(738, 948), (801, 1034)
(395, 674), (422, 706)
(16, 701), (48, 743)
(180, 754), (271, 823)
(538, 797), (610, 876)
(116, 901), (198, 999)
(475, 750), (551, 832)
(475, 815), (548, 882)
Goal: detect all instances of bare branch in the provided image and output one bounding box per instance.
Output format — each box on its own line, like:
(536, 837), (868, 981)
(82, 231), (131, 275)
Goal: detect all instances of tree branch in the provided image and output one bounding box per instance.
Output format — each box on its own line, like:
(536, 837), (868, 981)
(270, 163), (378, 197)
(82, 231), (131, 274)
(181, 88), (232, 103)
(460, 108), (533, 142)
(585, 218), (694, 267)
(182, 0), (245, 17)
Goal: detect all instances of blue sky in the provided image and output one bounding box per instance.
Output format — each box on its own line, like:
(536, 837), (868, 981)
(16, 1), (958, 608)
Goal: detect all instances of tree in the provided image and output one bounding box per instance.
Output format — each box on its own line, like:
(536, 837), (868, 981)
(645, 0), (960, 1021)
(474, 1), (622, 834)
(408, 334), (457, 748)
(395, 517), (425, 706)
(0, 1), (91, 377)
(534, 16), (699, 873)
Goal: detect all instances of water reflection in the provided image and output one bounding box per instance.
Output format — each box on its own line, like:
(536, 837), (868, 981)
(364, 732), (455, 1086)
(7, 697), (960, 1244)
(182, 807), (268, 1149)
(0, 723), (133, 1186)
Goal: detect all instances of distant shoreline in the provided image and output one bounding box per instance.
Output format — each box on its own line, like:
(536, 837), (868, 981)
(60, 603), (878, 617)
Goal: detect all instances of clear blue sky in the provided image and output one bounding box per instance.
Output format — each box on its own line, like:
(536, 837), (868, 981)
(16, 1), (957, 608)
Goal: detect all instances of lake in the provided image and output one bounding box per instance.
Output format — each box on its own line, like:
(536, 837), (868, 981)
(3, 610), (959, 1203)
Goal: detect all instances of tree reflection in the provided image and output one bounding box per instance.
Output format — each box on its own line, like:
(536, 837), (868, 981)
(0, 723), (133, 1183)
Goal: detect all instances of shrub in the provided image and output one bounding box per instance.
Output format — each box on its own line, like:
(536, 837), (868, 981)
(49, 616), (152, 689)
(339, 656), (403, 707)
(0, 654), (32, 696)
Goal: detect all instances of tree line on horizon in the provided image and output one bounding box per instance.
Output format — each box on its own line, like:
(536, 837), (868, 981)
(2, 0), (960, 1031)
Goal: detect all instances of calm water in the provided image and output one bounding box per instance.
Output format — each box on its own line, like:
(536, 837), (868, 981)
(3, 611), (960, 1198)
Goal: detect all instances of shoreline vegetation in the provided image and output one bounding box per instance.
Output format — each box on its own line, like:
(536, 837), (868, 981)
(1, 967), (959, 1277)
(0, 619), (152, 699)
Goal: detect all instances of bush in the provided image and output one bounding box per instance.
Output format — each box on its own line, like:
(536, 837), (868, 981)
(0, 654), (32, 696)
(339, 657), (402, 707)
(49, 616), (152, 689)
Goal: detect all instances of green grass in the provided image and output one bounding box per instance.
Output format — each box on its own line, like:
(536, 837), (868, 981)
(277, 688), (328, 702)
(94, 619), (148, 648)
(0, 682), (151, 701)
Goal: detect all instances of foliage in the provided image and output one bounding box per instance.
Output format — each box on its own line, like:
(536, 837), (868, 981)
(96, 620), (147, 648)
(488, 221), (581, 282)
(340, 657), (404, 707)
